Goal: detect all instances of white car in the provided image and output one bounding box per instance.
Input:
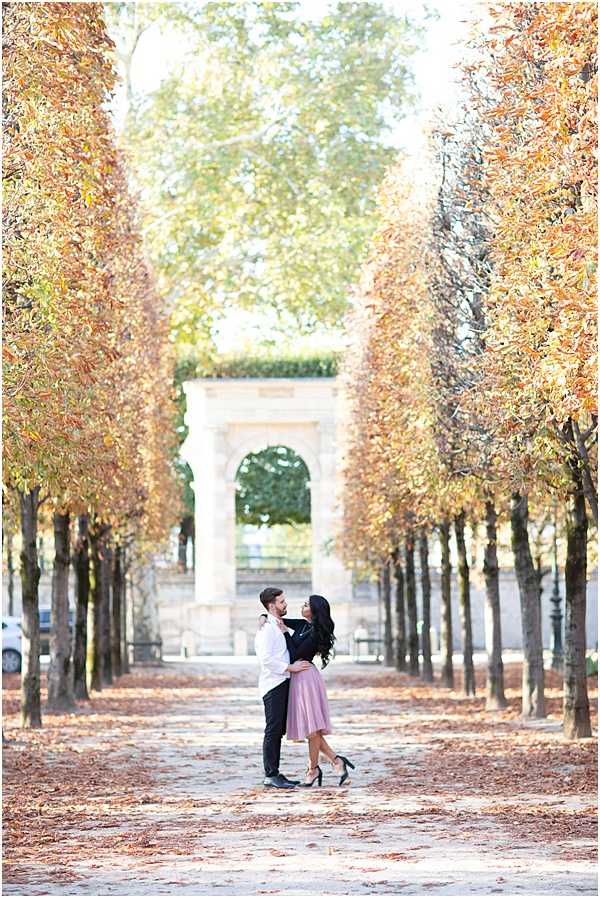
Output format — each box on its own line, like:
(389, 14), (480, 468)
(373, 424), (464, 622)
(2, 617), (22, 673)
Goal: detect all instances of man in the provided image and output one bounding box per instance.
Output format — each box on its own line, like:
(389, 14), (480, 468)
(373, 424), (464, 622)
(255, 586), (310, 789)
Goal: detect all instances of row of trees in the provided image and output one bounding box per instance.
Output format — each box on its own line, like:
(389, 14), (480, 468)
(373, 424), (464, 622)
(341, 2), (597, 738)
(3, 3), (179, 727)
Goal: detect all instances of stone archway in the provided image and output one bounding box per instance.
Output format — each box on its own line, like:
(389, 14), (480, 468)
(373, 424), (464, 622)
(181, 377), (351, 653)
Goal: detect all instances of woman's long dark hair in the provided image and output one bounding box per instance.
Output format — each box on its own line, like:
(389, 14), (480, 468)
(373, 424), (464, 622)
(309, 594), (335, 668)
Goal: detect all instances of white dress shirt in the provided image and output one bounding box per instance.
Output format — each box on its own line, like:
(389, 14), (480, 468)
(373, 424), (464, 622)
(255, 613), (290, 698)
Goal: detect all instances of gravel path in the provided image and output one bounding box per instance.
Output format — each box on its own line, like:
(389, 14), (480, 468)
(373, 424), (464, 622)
(2, 658), (597, 896)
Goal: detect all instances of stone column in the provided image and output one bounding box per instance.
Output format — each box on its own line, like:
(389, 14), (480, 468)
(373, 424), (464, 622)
(130, 553), (161, 663)
(312, 423), (352, 602)
(184, 425), (233, 654)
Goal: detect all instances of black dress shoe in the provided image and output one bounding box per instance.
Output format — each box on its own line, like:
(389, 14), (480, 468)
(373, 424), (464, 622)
(281, 774), (301, 786)
(263, 774), (296, 789)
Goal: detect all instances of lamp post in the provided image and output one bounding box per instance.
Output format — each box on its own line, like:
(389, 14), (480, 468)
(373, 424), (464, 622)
(550, 504), (563, 671)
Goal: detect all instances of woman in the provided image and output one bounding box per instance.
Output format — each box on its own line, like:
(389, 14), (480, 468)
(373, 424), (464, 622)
(264, 594), (355, 787)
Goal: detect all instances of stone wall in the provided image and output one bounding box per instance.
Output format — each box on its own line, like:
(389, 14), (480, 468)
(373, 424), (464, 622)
(8, 565), (595, 656)
(160, 568), (598, 655)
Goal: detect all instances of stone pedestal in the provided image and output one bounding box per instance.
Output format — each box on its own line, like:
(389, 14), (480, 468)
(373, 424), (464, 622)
(186, 601), (233, 655)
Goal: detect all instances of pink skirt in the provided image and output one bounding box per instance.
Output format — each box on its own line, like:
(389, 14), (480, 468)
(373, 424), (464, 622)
(287, 662), (332, 740)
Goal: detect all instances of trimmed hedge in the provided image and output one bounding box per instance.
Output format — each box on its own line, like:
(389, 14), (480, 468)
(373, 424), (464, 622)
(175, 351), (339, 385)
(197, 351), (340, 379)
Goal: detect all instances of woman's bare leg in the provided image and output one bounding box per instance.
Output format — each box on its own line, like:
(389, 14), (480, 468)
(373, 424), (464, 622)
(305, 734), (321, 781)
(319, 736), (342, 770)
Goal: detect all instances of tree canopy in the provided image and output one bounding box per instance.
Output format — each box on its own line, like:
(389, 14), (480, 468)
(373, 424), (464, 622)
(341, 0), (597, 571)
(3, 1), (178, 540)
(107, 1), (426, 348)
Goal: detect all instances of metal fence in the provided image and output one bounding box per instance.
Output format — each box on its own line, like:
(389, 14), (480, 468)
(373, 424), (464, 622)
(236, 546), (311, 570)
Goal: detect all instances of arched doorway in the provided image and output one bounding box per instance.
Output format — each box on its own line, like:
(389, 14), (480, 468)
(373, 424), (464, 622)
(180, 377), (351, 652)
(235, 445), (312, 600)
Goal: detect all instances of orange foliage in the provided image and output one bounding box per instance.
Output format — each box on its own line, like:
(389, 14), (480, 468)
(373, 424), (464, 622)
(2, 2), (179, 544)
(340, 2), (597, 566)
(478, 2), (597, 477)
(340, 164), (446, 568)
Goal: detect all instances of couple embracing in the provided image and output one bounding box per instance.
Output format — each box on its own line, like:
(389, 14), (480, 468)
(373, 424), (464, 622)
(254, 586), (355, 789)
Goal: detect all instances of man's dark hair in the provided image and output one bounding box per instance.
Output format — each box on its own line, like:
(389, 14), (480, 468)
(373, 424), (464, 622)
(259, 587), (283, 611)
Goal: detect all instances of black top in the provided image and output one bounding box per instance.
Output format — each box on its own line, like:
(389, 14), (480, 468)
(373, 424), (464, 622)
(283, 618), (318, 664)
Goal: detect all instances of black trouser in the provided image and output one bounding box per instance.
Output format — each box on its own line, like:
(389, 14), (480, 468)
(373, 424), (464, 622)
(262, 679), (290, 777)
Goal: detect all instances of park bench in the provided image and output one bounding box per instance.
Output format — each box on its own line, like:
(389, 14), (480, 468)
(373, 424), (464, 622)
(127, 639), (163, 665)
(352, 637), (383, 664)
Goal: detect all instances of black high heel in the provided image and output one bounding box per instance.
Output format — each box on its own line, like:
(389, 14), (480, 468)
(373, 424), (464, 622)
(334, 755), (355, 786)
(300, 765), (323, 787)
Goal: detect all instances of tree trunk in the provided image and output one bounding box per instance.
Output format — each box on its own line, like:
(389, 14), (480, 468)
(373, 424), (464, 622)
(382, 560), (394, 667)
(101, 543), (113, 685)
(47, 511), (75, 711)
(177, 518), (187, 572)
(72, 515), (90, 701)
(7, 530), (15, 617)
(511, 492), (545, 718)
(177, 515), (194, 572)
(418, 529), (433, 682)
(483, 499), (506, 709)
(571, 418), (598, 527)
(112, 545), (123, 678)
(535, 553), (544, 604)
(405, 534), (419, 676)
(563, 428), (592, 738)
(89, 524), (104, 692)
(454, 510), (476, 696)
(19, 487), (42, 728)
(439, 520), (454, 688)
(392, 548), (406, 672)
(121, 546), (130, 674)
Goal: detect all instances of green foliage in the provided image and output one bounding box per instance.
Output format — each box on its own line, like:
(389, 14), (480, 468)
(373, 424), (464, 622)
(236, 446), (310, 527)
(109, 1), (425, 345)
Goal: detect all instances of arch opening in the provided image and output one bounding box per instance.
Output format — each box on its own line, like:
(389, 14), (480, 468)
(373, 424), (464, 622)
(234, 445), (312, 582)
